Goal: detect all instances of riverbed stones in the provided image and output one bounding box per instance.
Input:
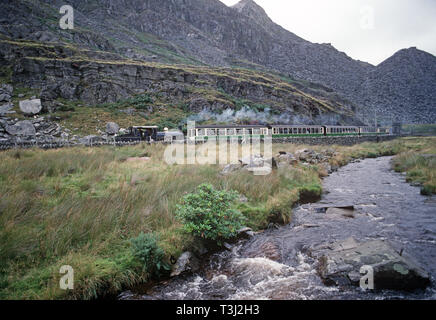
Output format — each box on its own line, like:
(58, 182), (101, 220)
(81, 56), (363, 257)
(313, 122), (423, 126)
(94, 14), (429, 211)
(247, 241), (282, 262)
(237, 227), (254, 239)
(19, 99), (42, 115)
(326, 207), (355, 218)
(170, 251), (200, 277)
(318, 238), (430, 290)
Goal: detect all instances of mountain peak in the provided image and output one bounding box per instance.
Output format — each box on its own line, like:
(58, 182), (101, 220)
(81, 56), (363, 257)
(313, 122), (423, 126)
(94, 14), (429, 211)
(379, 46), (436, 67)
(232, 0), (272, 25)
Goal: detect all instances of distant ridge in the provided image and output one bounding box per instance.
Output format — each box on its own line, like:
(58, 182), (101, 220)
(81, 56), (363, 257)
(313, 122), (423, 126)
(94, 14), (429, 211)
(0, 0), (434, 123)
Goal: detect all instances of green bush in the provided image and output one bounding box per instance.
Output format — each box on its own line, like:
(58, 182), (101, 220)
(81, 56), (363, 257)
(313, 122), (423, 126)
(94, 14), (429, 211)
(175, 184), (246, 245)
(421, 184), (435, 196)
(130, 233), (169, 278)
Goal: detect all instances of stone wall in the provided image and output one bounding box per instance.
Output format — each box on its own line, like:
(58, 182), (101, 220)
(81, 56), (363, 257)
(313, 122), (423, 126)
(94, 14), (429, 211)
(271, 135), (398, 146)
(0, 134), (400, 151)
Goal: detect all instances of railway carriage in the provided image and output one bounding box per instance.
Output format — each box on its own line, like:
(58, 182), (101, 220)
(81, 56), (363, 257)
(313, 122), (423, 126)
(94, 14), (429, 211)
(359, 126), (379, 135)
(187, 125), (269, 141)
(269, 125), (325, 137)
(323, 126), (360, 136)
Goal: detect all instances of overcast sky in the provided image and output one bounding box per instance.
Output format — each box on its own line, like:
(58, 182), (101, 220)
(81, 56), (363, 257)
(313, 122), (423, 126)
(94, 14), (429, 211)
(220, 0), (436, 65)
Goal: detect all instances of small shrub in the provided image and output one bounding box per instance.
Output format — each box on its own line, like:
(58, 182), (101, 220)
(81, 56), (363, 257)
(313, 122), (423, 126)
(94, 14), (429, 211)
(130, 233), (169, 278)
(421, 184), (435, 196)
(175, 184), (246, 245)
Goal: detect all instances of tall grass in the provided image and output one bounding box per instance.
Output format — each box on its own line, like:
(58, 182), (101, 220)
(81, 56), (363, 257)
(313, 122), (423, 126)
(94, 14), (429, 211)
(0, 137), (434, 299)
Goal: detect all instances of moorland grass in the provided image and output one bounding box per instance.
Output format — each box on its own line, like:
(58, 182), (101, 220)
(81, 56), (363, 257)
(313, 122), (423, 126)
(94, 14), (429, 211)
(0, 137), (434, 299)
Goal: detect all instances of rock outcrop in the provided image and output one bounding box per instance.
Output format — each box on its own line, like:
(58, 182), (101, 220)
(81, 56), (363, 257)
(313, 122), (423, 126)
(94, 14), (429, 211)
(0, 114), (69, 146)
(0, 84), (13, 102)
(318, 238), (431, 290)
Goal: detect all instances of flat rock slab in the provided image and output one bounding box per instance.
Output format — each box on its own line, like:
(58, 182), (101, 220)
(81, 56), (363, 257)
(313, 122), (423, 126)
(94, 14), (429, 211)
(325, 207), (355, 218)
(5, 120), (36, 136)
(313, 204), (355, 213)
(318, 238), (430, 290)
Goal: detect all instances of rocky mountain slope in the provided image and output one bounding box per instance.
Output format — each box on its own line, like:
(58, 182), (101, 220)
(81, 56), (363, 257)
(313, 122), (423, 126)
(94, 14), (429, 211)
(354, 48), (436, 124)
(0, 0), (435, 125)
(0, 37), (359, 144)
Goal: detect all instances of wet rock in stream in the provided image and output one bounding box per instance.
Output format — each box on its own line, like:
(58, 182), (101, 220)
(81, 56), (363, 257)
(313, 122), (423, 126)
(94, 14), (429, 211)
(317, 237), (431, 290)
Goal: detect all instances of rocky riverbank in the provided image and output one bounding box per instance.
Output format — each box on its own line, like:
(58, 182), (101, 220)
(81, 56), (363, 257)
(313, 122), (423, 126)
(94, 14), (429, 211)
(120, 156), (435, 300)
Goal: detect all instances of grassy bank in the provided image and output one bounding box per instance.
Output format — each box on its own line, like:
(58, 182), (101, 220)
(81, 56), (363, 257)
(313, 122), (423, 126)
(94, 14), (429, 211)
(0, 137), (434, 299)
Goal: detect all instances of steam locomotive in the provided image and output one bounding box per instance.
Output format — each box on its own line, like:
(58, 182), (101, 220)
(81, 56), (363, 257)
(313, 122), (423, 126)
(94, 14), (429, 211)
(116, 124), (390, 142)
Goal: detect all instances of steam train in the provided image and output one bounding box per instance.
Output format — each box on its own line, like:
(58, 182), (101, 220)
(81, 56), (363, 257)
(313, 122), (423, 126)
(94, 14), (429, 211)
(187, 124), (390, 141)
(116, 124), (391, 142)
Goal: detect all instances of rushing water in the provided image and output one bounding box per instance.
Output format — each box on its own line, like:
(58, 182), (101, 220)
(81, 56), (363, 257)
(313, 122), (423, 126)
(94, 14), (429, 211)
(120, 157), (436, 300)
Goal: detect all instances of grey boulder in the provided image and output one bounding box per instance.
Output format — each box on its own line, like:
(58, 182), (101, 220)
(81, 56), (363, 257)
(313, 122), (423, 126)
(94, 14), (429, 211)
(106, 122), (120, 135)
(170, 252), (200, 277)
(5, 120), (36, 136)
(318, 238), (430, 290)
(19, 99), (42, 115)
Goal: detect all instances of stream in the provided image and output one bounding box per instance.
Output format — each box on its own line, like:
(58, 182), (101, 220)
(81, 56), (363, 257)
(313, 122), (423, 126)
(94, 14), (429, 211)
(120, 156), (436, 300)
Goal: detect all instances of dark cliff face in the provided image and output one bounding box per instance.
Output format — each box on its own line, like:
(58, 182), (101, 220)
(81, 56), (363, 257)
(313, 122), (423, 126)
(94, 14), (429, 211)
(0, 0), (435, 124)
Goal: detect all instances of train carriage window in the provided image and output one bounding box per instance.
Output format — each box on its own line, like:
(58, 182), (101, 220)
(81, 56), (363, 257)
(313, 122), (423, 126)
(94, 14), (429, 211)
(219, 129), (226, 136)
